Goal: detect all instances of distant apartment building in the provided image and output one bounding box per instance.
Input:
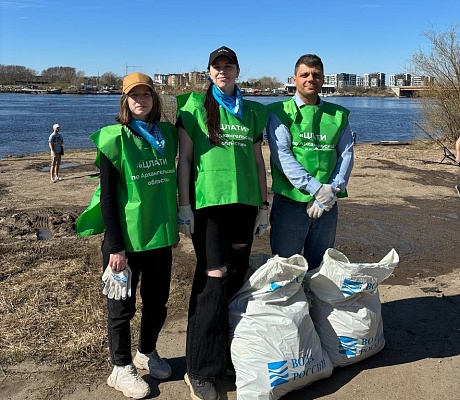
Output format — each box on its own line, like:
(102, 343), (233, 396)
(155, 71), (208, 87)
(167, 74), (190, 87)
(167, 74), (179, 87)
(153, 74), (168, 86)
(324, 75), (337, 88)
(321, 72), (386, 90)
(389, 73), (432, 87)
(356, 76), (365, 87)
(186, 71), (208, 86)
(364, 73), (386, 88)
(389, 73), (411, 87)
(411, 75), (432, 86)
(324, 73), (357, 89)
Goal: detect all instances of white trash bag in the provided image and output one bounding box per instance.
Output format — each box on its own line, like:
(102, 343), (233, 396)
(244, 253), (272, 282)
(305, 248), (399, 367)
(229, 254), (333, 400)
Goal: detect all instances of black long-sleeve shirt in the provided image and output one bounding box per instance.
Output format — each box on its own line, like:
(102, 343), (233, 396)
(100, 151), (125, 253)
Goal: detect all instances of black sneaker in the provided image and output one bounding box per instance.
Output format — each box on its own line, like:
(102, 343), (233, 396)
(184, 373), (220, 400)
(456, 185), (460, 197)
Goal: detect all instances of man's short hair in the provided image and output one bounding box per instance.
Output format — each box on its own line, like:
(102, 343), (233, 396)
(294, 54), (324, 75)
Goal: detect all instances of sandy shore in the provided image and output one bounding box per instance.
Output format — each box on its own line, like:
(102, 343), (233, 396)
(1, 141), (460, 399)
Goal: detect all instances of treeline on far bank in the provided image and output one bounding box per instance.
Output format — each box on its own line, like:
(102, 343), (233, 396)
(0, 64), (283, 94)
(0, 63), (401, 98)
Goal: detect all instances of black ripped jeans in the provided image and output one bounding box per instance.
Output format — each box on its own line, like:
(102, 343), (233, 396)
(186, 204), (257, 382)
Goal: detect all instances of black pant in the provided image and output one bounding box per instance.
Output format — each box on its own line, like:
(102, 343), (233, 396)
(102, 242), (172, 366)
(186, 204), (257, 381)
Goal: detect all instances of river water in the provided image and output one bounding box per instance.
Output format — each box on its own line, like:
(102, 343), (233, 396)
(0, 93), (425, 158)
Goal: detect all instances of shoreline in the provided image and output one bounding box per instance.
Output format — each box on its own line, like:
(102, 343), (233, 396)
(0, 139), (424, 161)
(0, 146), (98, 161)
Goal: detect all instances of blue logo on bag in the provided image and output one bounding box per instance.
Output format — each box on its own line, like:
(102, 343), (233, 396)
(338, 336), (357, 356)
(268, 360), (289, 387)
(269, 275), (303, 292)
(340, 279), (364, 296)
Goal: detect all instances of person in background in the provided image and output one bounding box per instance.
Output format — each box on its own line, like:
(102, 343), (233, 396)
(267, 54), (354, 271)
(48, 123), (63, 182)
(76, 72), (178, 399)
(177, 46), (269, 400)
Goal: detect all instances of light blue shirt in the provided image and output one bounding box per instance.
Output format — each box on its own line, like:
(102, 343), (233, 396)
(48, 132), (64, 153)
(266, 94), (354, 196)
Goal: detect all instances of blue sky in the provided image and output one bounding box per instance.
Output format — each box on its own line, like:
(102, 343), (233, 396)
(1, 0), (459, 83)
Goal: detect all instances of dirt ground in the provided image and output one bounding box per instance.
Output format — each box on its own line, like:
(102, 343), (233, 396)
(1, 141), (460, 400)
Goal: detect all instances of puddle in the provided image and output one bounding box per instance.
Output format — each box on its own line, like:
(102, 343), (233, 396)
(37, 228), (53, 240)
(41, 163), (78, 172)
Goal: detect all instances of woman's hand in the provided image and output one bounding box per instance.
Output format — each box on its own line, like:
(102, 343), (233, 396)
(108, 251), (127, 272)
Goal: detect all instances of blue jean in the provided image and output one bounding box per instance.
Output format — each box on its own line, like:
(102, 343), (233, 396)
(270, 194), (338, 271)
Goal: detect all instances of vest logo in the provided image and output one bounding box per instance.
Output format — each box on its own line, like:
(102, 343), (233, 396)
(267, 360), (289, 387)
(299, 132), (326, 141)
(220, 124), (249, 133)
(137, 158), (168, 169)
(338, 336), (357, 356)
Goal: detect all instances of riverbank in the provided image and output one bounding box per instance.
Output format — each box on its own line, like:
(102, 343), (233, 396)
(1, 141), (460, 399)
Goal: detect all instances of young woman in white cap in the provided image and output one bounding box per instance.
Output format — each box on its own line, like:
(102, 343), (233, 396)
(76, 72), (178, 399)
(177, 46), (270, 400)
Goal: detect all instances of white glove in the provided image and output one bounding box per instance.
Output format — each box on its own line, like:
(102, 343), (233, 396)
(178, 205), (194, 239)
(253, 208), (269, 236)
(102, 265), (132, 301)
(314, 184), (340, 211)
(306, 200), (324, 219)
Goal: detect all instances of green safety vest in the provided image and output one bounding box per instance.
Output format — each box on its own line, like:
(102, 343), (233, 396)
(76, 123), (179, 252)
(177, 92), (268, 209)
(268, 98), (349, 202)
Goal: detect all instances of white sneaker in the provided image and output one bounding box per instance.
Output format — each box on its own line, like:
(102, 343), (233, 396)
(107, 363), (150, 399)
(133, 349), (172, 379)
(55, 176), (62, 181)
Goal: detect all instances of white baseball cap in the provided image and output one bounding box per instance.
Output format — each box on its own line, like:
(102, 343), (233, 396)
(53, 124), (60, 130)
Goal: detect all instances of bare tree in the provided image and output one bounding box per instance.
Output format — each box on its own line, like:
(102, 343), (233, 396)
(41, 66), (77, 84)
(0, 65), (38, 85)
(100, 72), (121, 87)
(73, 70), (86, 88)
(410, 26), (460, 143)
(258, 76), (282, 90)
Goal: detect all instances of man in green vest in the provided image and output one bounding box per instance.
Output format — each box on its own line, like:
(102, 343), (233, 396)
(267, 54), (354, 270)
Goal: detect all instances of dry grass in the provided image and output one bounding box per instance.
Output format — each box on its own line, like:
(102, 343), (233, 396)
(0, 236), (107, 369)
(0, 223), (193, 380)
